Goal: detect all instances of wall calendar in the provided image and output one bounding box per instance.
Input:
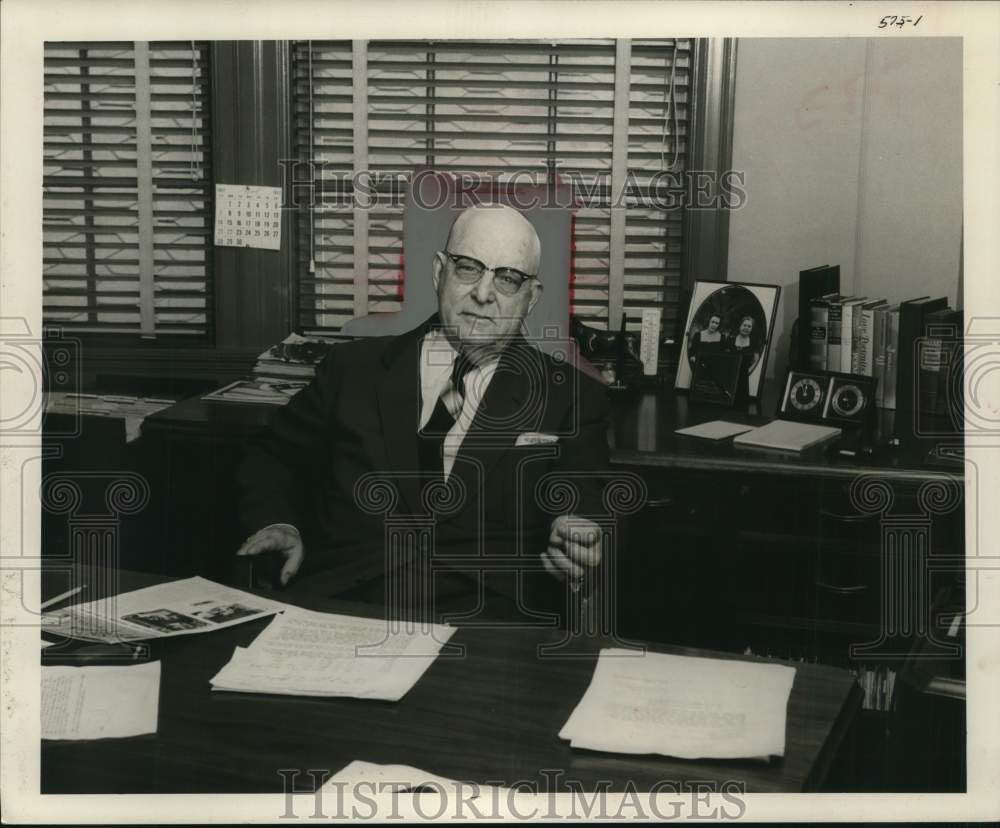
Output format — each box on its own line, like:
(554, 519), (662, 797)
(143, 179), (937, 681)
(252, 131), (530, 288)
(214, 184), (283, 250)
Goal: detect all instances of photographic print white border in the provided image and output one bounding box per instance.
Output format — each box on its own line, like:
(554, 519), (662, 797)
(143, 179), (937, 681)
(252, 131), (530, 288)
(2, 0), (999, 823)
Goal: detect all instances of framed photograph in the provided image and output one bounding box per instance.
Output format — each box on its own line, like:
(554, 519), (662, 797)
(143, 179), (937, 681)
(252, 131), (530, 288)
(675, 280), (782, 398)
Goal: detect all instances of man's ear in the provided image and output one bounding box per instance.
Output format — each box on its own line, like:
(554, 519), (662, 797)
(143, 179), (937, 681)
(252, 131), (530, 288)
(526, 280), (543, 315)
(431, 251), (444, 292)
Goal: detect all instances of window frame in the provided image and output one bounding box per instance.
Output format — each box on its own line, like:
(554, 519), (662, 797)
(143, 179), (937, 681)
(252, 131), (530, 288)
(47, 38), (736, 384)
(41, 40), (216, 343)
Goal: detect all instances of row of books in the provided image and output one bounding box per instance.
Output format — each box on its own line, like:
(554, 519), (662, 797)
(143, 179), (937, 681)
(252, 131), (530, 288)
(742, 645), (897, 712)
(809, 292), (960, 417)
(850, 663), (897, 713)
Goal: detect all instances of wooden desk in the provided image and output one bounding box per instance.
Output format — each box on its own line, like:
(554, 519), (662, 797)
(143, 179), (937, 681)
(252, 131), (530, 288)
(604, 388), (965, 791)
(609, 387), (961, 484)
(141, 393), (274, 441)
(41, 568), (861, 794)
(143, 384), (960, 482)
(55, 384), (963, 791)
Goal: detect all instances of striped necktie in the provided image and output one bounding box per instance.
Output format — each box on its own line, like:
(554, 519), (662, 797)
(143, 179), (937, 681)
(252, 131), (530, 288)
(418, 351), (474, 476)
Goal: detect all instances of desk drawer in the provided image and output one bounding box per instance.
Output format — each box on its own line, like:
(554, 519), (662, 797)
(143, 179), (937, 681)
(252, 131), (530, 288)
(628, 473), (719, 532)
(812, 556), (882, 630)
(722, 544), (882, 631)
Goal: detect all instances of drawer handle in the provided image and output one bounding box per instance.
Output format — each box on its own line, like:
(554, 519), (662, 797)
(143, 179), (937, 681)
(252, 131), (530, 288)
(815, 580), (869, 595)
(819, 511), (875, 524)
(645, 496), (673, 508)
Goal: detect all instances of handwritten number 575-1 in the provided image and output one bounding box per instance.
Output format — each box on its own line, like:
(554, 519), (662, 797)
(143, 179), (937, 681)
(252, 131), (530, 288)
(878, 15), (923, 29)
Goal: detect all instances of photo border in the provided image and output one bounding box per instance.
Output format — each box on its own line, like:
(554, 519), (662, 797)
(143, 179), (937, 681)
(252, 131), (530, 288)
(2, 1), (998, 824)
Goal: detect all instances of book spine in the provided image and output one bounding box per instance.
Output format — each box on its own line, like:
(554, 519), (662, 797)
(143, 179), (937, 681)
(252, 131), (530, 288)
(898, 299), (948, 416)
(918, 334), (944, 426)
(856, 309), (875, 376)
(936, 337), (961, 418)
(897, 306), (919, 416)
(884, 310), (900, 409)
(809, 303), (829, 370)
(926, 322), (962, 419)
(797, 272), (812, 371)
(873, 309), (888, 406)
(851, 309), (865, 374)
(842, 304), (856, 373)
(826, 302), (843, 371)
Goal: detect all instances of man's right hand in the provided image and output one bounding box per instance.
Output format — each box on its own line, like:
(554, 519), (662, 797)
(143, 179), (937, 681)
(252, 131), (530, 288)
(235, 524), (304, 586)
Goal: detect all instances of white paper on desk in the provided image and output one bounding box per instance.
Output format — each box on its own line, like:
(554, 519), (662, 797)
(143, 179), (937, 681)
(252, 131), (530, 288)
(560, 649), (796, 759)
(209, 607), (455, 701)
(325, 761), (511, 797)
(41, 576), (287, 643)
(674, 420), (756, 440)
(45, 393), (174, 438)
(42, 661), (160, 740)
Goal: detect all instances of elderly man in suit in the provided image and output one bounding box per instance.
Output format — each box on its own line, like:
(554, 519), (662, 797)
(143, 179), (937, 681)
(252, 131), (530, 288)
(236, 203), (609, 618)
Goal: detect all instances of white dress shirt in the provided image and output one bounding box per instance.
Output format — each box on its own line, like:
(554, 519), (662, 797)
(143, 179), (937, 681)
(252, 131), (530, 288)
(419, 329), (499, 478)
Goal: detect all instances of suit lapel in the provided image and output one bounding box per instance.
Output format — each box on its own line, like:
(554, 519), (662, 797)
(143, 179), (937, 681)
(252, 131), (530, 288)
(453, 337), (546, 490)
(375, 323), (427, 515)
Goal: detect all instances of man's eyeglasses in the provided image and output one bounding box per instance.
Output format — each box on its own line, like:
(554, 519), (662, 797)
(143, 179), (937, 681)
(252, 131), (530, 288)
(443, 252), (537, 297)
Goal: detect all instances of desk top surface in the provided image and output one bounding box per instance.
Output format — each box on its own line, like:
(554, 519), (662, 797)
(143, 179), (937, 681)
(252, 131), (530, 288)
(610, 389), (962, 483)
(142, 393), (276, 436)
(41, 568), (860, 794)
(143, 384), (961, 484)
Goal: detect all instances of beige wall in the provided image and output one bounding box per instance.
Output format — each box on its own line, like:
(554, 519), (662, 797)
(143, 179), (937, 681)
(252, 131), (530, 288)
(727, 37), (963, 378)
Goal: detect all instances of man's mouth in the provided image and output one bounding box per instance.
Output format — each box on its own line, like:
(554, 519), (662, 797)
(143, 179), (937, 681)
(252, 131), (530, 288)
(461, 311), (494, 323)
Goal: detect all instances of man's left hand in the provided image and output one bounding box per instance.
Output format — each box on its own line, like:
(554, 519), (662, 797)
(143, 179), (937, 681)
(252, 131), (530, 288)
(542, 514), (602, 586)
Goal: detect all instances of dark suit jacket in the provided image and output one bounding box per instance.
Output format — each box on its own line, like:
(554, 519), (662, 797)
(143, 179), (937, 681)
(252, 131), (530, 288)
(237, 316), (611, 594)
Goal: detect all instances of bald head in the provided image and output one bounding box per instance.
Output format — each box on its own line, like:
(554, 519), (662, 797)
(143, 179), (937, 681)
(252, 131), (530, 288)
(446, 204), (541, 277)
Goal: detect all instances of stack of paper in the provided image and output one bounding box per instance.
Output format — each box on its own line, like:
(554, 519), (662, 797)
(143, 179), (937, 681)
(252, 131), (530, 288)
(210, 607), (455, 701)
(45, 392), (176, 441)
(42, 661), (160, 740)
(732, 420), (841, 453)
(559, 649), (796, 759)
(675, 420), (755, 440)
(41, 577), (286, 643)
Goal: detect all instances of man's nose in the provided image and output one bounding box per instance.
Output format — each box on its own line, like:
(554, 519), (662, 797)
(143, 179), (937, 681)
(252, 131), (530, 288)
(471, 272), (496, 304)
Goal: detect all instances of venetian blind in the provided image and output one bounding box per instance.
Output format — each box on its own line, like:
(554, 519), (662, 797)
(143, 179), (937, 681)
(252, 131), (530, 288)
(42, 41), (213, 337)
(292, 39), (689, 334)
